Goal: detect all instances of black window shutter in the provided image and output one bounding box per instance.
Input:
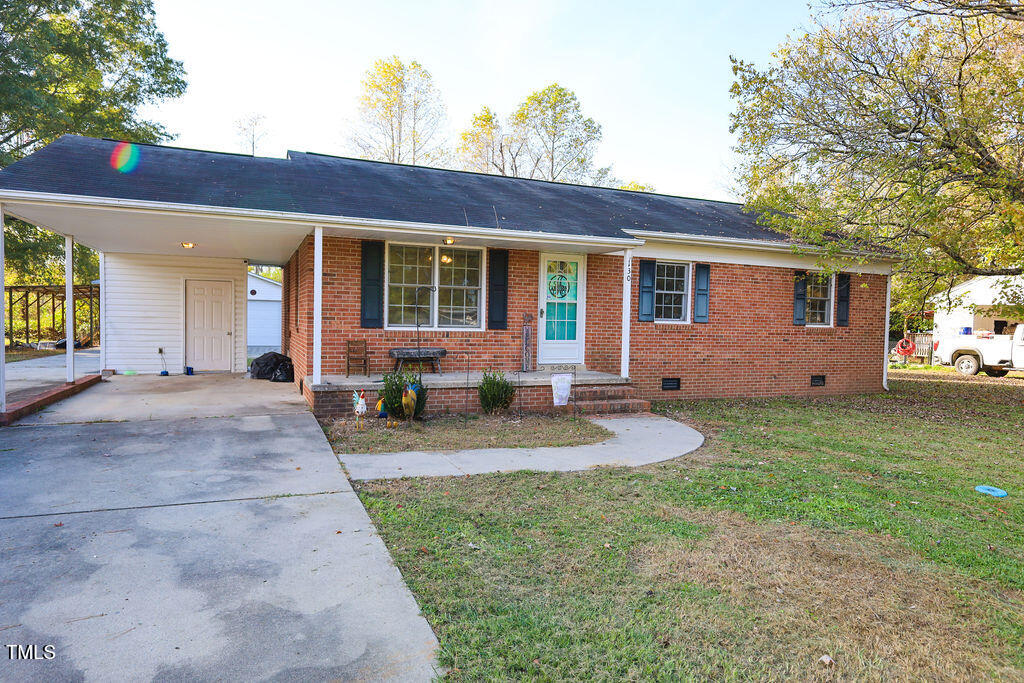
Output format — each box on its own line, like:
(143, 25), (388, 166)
(836, 273), (850, 327)
(360, 240), (384, 328)
(693, 263), (710, 323)
(638, 259), (656, 322)
(487, 249), (509, 330)
(793, 270), (807, 326)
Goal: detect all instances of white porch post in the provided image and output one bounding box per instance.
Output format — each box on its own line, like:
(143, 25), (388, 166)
(98, 252), (106, 371)
(312, 226), (323, 385)
(1, 204), (6, 413)
(620, 249), (633, 379)
(65, 235), (75, 383)
(883, 272), (891, 391)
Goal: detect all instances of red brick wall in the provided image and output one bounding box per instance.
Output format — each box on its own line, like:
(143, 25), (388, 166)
(306, 382), (586, 418)
(625, 257), (887, 399)
(584, 253), (625, 374)
(282, 236), (313, 390)
(312, 236), (540, 375)
(281, 239), (887, 408)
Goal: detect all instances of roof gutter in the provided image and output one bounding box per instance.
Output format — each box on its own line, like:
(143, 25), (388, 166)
(623, 229), (899, 263)
(0, 189), (645, 250)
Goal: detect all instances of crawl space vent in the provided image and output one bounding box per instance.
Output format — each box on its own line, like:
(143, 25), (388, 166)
(661, 377), (681, 391)
(810, 374), (826, 387)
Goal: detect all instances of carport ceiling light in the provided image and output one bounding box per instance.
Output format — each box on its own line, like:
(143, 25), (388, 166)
(442, 237), (455, 245)
(181, 242), (196, 249)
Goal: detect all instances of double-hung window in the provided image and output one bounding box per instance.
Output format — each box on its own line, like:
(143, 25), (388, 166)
(805, 273), (833, 326)
(654, 262), (690, 322)
(386, 244), (483, 328)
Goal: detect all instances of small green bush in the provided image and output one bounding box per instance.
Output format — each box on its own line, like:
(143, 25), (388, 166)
(478, 369), (516, 414)
(380, 370), (428, 419)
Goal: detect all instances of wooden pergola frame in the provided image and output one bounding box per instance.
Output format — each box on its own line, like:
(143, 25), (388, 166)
(3, 283), (99, 347)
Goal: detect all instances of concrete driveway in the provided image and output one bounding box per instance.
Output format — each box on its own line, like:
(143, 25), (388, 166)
(0, 375), (438, 681)
(4, 349), (100, 404)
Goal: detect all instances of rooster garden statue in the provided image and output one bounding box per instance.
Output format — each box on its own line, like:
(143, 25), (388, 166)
(375, 397), (396, 428)
(352, 390), (367, 431)
(401, 383), (418, 426)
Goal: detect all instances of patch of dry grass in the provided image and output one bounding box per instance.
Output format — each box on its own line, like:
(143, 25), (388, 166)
(635, 506), (1024, 679)
(325, 413), (612, 454)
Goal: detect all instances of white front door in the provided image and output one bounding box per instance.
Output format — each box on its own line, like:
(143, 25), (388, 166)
(538, 253), (586, 365)
(186, 279), (233, 371)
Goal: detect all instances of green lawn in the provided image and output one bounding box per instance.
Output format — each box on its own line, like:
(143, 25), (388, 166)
(357, 369), (1024, 679)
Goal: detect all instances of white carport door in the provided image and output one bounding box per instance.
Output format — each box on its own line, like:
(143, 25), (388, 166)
(186, 279), (233, 371)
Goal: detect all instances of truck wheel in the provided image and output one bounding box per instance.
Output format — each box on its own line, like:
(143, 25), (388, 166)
(955, 355), (980, 376)
(984, 368), (1009, 378)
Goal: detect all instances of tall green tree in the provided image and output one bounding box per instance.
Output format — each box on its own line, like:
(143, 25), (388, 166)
(351, 56), (447, 166)
(512, 84), (605, 184)
(457, 105), (534, 177)
(458, 84), (611, 185)
(1, 0), (186, 284)
(730, 11), (1024, 317)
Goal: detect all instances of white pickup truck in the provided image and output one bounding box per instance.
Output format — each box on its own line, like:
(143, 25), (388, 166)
(935, 324), (1024, 376)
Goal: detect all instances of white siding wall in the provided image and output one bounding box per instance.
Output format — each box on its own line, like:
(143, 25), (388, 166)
(247, 300), (282, 346)
(103, 253), (247, 373)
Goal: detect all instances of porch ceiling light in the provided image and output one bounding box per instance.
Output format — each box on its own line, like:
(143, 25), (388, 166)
(442, 237), (455, 245)
(181, 242), (196, 249)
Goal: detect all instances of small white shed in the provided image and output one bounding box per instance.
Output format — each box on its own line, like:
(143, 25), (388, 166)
(247, 272), (282, 354)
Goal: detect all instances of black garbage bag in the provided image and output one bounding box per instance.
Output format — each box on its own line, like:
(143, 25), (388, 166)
(270, 359), (294, 383)
(250, 352), (292, 380)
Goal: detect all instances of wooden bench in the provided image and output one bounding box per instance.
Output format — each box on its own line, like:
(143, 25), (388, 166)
(388, 347), (447, 374)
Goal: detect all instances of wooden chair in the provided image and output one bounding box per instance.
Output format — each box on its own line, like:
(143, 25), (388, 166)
(346, 340), (369, 376)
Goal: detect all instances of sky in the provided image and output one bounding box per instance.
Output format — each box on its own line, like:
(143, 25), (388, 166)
(145, 0), (813, 202)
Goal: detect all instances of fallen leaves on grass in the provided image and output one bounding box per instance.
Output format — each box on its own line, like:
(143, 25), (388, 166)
(633, 506), (1024, 679)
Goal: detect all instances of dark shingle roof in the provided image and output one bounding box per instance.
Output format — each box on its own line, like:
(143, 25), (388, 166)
(0, 135), (785, 243)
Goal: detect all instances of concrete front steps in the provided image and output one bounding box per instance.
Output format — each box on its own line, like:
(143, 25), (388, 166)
(563, 384), (650, 415)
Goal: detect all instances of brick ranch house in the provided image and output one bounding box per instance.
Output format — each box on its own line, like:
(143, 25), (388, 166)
(0, 136), (894, 418)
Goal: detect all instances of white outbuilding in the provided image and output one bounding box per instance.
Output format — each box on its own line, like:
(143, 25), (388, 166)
(247, 272), (282, 355)
(932, 276), (1024, 337)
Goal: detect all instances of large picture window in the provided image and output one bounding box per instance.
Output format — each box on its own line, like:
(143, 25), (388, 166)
(654, 262), (690, 322)
(386, 244), (484, 328)
(806, 272), (833, 326)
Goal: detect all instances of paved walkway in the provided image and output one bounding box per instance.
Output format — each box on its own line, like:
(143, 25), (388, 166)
(340, 414), (705, 480)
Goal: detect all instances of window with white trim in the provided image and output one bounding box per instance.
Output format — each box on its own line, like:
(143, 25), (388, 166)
(806, 273), (833, 325)
(654, 262), (690, 322)
(386, 244), (483, 328)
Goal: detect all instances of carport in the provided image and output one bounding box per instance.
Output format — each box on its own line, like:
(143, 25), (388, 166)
(0, 137), (319, 418)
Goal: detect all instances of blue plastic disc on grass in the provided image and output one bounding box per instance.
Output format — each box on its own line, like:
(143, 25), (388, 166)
(975, 485), (1008, 498)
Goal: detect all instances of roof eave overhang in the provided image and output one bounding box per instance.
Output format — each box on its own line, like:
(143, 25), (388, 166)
(623, 229), (900, 264)
(0, 189), (645, 252)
